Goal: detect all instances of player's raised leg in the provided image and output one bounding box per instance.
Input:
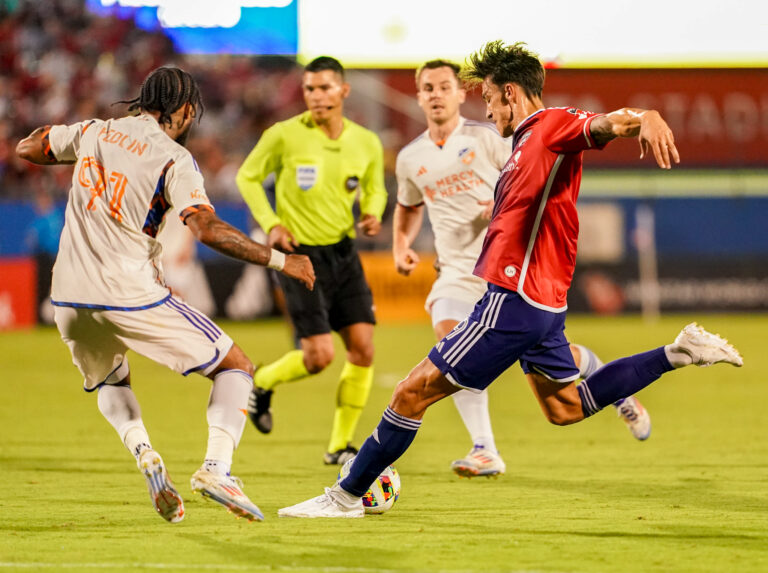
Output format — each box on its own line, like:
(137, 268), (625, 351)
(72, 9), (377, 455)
(572, 343), (652, 440)
(529, 323), (742, 426)
(278, 357), (456, 517)
(191, 343), (264, 521)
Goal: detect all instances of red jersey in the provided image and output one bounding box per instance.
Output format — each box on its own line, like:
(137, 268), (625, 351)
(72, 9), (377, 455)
(473, 107), (607, 312)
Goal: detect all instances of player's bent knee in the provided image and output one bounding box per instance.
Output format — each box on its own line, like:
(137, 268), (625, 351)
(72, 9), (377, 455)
(347, 343), (374, 367)
(304, 348), (334, 373)
(389, 359), (454, 419)
(390, 381), (423, 418)
(213, 344), (255, 378)
(542, 406), (582, 426)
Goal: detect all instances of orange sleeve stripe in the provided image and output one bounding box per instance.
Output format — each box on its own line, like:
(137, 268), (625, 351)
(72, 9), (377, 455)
(41, 125), (55, 161)
(179, 203), (215, 223)
(81, 120), (97, 135)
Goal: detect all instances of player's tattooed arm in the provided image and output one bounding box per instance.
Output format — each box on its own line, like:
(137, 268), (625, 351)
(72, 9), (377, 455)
(591, 108), (680, 169)
(186, 209), (315, 289)
(16, 126), (74, 165)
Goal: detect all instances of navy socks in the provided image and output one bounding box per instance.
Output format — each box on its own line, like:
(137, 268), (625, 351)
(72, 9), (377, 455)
(578, 347), (673, 417)
(339, 407), (421, 497)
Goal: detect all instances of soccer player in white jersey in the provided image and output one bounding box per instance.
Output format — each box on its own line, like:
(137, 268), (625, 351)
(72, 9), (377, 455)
(393, 60), (652, 478)
(16, 67), (315, 523)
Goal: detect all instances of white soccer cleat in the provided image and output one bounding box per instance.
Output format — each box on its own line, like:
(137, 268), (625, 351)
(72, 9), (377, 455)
(614, 396), (651, 441)
(137, 449), (185, 523)
(190, 468), (264, 522)
(450, 445), (506, 478)
(666, 323), (743, 368)
(278, 487), (364, 518)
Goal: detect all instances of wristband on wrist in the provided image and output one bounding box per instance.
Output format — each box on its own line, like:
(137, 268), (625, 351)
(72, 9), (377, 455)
(267, 249), (286, 271)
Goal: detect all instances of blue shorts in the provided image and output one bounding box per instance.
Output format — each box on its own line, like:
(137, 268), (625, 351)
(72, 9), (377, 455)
(427, 284), (580, 392)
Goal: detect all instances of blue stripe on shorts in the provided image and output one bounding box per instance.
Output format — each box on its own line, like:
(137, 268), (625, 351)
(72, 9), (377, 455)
(428, 284), (579, 391)
(164, 297), (222, 343)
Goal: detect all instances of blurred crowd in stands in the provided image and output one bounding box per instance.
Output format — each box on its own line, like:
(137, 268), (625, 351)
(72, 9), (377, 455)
(0, 0), (315, 203)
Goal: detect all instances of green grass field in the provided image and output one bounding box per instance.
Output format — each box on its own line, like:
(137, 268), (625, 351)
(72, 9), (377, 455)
(1, 315), (766, 573)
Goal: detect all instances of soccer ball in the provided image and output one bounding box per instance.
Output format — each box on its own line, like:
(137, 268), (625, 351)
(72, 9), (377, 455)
(338, 457), (400, 514)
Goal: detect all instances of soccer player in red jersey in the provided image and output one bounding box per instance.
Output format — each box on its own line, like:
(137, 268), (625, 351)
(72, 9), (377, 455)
(278, 41), (743, 518)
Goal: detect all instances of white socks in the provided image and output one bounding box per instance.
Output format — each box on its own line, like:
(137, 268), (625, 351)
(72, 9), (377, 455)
(97, 369), (252, 474)
(97, 384), (151, 460)
(451, 389), (498, 452)
(205, 369), (253, 473)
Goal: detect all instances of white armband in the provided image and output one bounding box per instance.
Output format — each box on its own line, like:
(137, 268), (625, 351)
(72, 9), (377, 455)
(267, 249), (286, 271)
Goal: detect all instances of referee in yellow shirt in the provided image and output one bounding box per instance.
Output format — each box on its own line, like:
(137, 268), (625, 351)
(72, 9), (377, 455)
(236, 56), (388, 464)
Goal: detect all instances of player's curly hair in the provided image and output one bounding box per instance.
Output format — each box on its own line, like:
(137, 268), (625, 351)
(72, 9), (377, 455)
(460, 41), (544, 100)
(414, 59), (461, 88)
(118, 66), (204, 127)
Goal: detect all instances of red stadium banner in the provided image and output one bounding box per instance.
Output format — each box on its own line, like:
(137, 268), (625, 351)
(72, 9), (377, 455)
(0, 257), (37, 330)
(385, 69), (768, 167)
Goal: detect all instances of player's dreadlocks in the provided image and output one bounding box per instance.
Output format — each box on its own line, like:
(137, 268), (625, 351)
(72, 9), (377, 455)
(461, 41), (545, 100)
(118, 66), (204, 127)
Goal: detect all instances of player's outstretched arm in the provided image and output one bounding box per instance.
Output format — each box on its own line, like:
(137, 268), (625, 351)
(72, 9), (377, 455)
(186, 209), (315, 290)
(590, 108), (680, 169)
(392, 203), (423, 276)
(16, 127), (72, 166)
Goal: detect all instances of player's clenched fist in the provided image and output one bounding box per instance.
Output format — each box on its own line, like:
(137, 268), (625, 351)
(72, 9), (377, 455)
(394, 248), (420, 276)
(283, 254), (315, 290)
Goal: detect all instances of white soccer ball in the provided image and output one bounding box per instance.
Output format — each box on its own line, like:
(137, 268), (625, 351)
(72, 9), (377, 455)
(338, 457), (401, 514)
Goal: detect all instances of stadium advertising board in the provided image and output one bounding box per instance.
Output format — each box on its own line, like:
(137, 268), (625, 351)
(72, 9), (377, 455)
(384, 68), (768, 168)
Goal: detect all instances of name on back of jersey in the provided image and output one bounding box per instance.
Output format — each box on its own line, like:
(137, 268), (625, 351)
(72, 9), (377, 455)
(98, 126), (148, 156)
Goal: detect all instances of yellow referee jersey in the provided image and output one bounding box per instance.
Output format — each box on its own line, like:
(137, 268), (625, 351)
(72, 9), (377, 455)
(236, 111), (388, 246)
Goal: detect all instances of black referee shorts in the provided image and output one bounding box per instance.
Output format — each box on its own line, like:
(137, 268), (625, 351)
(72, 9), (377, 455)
(276, 237), (376, 339)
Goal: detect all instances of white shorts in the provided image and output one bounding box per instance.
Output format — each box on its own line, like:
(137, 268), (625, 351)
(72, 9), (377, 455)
(429, 297), (477, 329)
(425, 270), (486, 317)
(54, 295), (233, 391)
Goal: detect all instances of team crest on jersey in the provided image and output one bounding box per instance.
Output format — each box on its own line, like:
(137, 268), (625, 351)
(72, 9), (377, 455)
(458, 147), (475, 165)
(517, 131), (532, 147)
(296, 165), (317, 190)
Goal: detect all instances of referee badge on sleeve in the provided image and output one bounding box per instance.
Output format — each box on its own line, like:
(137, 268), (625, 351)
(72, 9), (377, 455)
(296, 165), (317, 190)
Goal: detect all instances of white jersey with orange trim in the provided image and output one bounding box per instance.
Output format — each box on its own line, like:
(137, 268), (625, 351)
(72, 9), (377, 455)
(47, 114), (214, 309)
(395, 117), (512, 308)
